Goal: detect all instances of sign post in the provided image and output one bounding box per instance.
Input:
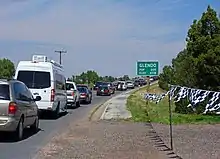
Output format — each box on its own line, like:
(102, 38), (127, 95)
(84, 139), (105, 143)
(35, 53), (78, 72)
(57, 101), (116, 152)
(168, 85), (173, 150)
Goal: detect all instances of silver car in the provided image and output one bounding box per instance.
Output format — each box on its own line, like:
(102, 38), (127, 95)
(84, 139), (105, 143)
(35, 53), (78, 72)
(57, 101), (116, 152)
(126, 81), (135, 89)
(66, 81), (80, 108)
(0, 79), (41, 141)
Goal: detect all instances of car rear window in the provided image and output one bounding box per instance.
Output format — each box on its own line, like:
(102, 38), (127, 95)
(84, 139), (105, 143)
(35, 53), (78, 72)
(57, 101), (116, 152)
(99, 86), (108, 89)
(17, 71), (51, 89)
(78, 87), (87, 92)
(0, 84), (10, 100)
(95, 82), (103, 86)
(77, 85), (88, 89)
(66, 83), (75, 90)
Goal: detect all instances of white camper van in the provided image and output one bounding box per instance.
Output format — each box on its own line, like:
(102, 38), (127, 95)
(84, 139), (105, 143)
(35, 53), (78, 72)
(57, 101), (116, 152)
(14, 55), (67, 118)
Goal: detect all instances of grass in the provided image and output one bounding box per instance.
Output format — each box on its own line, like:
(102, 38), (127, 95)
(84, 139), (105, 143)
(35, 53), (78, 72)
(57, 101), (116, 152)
(127, 83), (220, 125)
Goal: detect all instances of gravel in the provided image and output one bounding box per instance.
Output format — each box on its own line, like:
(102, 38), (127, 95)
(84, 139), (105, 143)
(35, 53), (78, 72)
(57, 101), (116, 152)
(152, 123), (220, 159)
(34, 117), (220, 159)
(35, 120), (170, 159)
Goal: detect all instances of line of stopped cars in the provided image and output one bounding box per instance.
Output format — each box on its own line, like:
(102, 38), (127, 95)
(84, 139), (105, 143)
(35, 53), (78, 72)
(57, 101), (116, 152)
(0, 55), (94, 141)
(93, 79), (147, 96)
(0, 54), (158, 141)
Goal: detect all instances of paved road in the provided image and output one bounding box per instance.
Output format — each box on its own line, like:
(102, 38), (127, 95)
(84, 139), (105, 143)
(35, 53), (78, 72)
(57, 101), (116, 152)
(0, 91), (121, 159)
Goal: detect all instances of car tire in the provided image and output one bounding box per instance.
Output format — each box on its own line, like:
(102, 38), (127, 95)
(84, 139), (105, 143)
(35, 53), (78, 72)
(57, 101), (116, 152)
(30, 116), (39, 132)
(88, 97), (92, 104)
(70, 102), (76, 108)
(85, 97), (89, 104)
(76, 101), (80, 107)
(15, 118), (24, 141)
(52, 104), (60, 119)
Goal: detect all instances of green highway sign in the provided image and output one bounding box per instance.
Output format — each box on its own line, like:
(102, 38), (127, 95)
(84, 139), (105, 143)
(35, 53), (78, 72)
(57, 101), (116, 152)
(136, 61), (159, 76)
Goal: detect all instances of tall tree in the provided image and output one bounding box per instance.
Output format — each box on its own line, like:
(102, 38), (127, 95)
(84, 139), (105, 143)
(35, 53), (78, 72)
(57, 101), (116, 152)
(186, 5), (220, 90)
(159, 5), (220, 91)
(86, 70), (99, 84)
(80, 72), (87, 83)
(158, 65), (174, 90)
(0, 58), (15, 79)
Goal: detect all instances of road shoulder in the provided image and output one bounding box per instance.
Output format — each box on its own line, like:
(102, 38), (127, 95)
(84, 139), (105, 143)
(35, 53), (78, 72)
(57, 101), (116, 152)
(35, 87), (171, 159)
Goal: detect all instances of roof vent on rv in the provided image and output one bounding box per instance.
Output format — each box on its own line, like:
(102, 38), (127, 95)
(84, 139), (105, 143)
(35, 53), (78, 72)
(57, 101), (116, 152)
(32, 55), (48, 62)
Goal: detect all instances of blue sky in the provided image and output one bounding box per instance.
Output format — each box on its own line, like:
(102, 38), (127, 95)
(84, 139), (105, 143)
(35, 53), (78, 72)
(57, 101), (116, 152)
(0, 0), (219, 77)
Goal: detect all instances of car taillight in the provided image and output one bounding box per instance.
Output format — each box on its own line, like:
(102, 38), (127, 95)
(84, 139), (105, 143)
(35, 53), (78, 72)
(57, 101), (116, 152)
(81, 93), (86, 96)
(51, 89), (55, 101)
(72, 92), (74, 96)
(8, 102), (17, 114)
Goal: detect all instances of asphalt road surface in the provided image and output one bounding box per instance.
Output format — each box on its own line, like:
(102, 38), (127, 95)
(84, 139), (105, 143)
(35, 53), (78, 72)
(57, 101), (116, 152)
(0, 91), (121, 159)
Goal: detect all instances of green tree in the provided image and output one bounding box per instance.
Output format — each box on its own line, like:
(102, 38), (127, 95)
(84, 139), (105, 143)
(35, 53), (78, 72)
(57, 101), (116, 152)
(86, 70), (99, 84)
(186, 5), (220, 90)
(171, 49), (197, 87)
(159, 5), (220, 91)
(80, 72), (87, 84)
(70, 70), (117, 85)
(158, 65), (174, 90)
(122, 75), (130, 81)
(0, 58), (15, 79)
(158, 5), (220, 114)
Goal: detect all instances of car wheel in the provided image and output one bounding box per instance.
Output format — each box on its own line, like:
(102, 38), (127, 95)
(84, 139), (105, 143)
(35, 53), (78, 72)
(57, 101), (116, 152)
(76, 101), (80, 107)
(52, 104), (60, 119)
(30, 116), (39, 132)
(85, 97), (89, 104)
(70, 102), (76, 108)
(15, 118), (24, 141)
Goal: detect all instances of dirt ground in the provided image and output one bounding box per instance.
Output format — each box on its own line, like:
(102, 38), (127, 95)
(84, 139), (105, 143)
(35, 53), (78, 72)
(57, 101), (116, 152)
(34, 90), (220, 159)
(152, 123), (220, 159)
(35, 120), (178, 159)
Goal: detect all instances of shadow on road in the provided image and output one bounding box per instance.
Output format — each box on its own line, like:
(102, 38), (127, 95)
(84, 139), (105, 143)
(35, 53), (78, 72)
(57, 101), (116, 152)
(0, 128), (43, 143)
(39, 111), (68, 120)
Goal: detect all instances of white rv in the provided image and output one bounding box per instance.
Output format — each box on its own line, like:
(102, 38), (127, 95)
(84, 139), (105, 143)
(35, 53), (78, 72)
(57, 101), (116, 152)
(14, 55), (67, 118)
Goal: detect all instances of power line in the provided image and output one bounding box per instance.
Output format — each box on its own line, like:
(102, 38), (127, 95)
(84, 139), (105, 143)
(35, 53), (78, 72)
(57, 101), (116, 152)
(55, 50), (67, 65)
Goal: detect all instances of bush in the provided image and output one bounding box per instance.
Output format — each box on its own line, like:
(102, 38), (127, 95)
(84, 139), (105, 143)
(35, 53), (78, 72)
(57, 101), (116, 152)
(158, 80), (169, 91)
(174, 98), (194, 114)
(174, 96), (209, 114)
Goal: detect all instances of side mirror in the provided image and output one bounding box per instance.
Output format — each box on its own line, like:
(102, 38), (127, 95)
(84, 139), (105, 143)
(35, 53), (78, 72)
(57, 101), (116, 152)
(70, 88), (74, 91)
(34, 96), (41, 101)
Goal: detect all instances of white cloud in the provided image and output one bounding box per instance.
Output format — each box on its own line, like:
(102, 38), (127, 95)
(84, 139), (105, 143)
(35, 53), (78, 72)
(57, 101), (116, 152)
(0, 0), (185, 76)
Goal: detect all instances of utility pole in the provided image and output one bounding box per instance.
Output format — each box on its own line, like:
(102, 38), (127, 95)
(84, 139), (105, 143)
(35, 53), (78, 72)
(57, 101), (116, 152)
(55, 50), (67, 65)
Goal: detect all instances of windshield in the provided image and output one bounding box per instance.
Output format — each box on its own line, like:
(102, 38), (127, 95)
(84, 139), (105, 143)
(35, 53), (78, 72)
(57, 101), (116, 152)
(0, 84), (10, 100)
(17, 71), (51, 89)
(66, 83), (75, 90)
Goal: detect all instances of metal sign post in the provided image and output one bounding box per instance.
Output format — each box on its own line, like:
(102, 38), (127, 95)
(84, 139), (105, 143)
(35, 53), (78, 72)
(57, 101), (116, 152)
(168, 85), (173, 150)
(146, 76), (150, 105)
